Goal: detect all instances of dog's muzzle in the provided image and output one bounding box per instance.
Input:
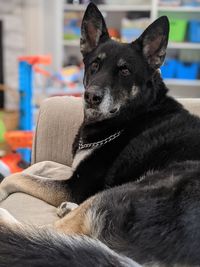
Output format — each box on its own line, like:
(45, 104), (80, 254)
(84, 86), (104, 108)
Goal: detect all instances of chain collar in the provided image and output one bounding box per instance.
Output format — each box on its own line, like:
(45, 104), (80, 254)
(78, 130), (123, 151)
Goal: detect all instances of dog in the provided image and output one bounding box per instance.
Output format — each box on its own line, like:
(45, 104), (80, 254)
(0, 3), (200, 266)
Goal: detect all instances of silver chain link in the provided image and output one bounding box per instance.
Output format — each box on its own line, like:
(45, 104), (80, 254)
(78, 130), (123, 151)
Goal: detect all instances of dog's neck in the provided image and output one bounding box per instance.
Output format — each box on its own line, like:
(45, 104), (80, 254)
(80, 120), (124, 144)
(78, 129), (123, 151)
(79, 75), (178, 144)
(80, 98), (182, 146)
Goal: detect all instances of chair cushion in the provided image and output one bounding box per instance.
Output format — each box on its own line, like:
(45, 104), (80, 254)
(0, 161), (72, 225)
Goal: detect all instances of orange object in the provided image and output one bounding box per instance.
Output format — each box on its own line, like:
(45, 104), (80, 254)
(5, 131), (34, 150)
(33, 66), (51, 77)
(18, 55), (52, 65)
(108, 28), (120, 39)
(18, 55), (52, 79)
(0, 153), (24, 173)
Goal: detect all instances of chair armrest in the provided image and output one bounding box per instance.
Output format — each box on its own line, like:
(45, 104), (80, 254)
(32, 96), (83, 167)
(0, 161), (73, 225)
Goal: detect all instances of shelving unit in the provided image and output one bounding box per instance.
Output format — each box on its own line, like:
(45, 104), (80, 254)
(168, 42), (200, 50)
(63, 40), (200, 50)
(158, 6), (200, 12)
(61, 0), (200, 98)
(165, 79), (200, 87)
(64, 3), (152, 12)
(63, 39), (79, 47)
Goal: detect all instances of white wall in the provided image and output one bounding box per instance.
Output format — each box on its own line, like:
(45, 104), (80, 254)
(23, 0), (63, 71)
(0, 0), (63, 109)
(0, 0), (25, 109)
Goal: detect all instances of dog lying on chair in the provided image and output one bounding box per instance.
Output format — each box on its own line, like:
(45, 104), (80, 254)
(1, 3), (200, 267)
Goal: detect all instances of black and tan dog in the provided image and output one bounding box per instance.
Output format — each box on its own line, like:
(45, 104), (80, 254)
(1, 3), (200, 267)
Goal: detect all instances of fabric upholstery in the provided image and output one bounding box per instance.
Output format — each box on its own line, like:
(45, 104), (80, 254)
(0, 161), (72, 225)
(178, 98), (200, 117)
(32, 96), (84, 167)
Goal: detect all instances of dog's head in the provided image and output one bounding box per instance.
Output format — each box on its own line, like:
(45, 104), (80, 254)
(81, 3), (169, 124)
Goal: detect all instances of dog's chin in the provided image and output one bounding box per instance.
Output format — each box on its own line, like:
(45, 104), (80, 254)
(84, 107), (119, 124)
(84, 108), (101, 121)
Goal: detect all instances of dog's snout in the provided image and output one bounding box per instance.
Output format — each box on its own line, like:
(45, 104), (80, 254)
(84, 90), (103, 107)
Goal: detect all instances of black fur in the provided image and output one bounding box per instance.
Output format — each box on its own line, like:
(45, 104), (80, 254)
(91, 161), (200, 266)
(0, 225), (140, 267)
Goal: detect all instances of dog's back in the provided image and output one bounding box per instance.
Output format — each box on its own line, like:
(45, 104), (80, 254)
(88, 160), (200, 266)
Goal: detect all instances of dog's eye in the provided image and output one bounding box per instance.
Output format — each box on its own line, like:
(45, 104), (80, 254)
(119, 66), (130, 76)
(91, 62), (99, 73)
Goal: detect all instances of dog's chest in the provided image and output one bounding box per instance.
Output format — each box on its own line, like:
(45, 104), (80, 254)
(72, 148), (94, 170)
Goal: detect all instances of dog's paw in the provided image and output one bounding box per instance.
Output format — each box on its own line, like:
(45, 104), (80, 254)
(57, 202), (79, 218)
(0, 208), (18, 225)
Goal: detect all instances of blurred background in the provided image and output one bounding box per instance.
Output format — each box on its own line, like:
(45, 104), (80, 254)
(0, 0), (199, 175)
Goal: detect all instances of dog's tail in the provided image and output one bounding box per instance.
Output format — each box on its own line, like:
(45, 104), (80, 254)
(0, 225), (141, 267)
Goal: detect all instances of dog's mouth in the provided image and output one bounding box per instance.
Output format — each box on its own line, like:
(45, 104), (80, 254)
(84, 105), (119, 122)
(109, 108), (118, 114)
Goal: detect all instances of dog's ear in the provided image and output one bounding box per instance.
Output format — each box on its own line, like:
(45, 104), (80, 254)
(80, 3), (110, 57)
(135, 16), (169, 69)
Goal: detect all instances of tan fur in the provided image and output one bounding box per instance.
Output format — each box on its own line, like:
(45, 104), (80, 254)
(0, 196), (94, 237)
(54, 197), (95, 235)
(0, 173), (69, 206)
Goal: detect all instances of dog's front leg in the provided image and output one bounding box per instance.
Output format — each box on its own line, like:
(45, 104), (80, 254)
(53, 196), (96, 236)
(57, 201), (79, 217)
(0, 173), (70, 207)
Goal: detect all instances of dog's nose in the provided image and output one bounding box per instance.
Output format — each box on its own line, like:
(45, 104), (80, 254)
(84, 90), (103, 107)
